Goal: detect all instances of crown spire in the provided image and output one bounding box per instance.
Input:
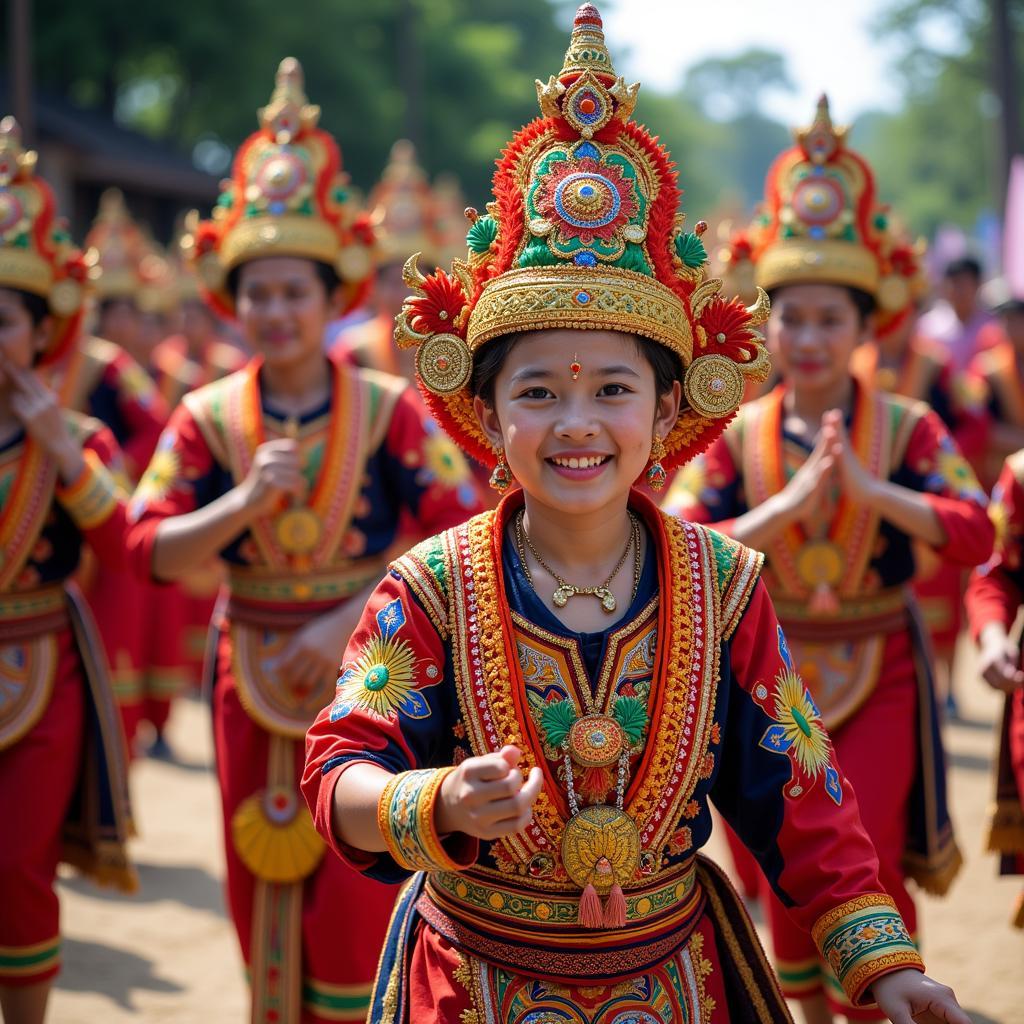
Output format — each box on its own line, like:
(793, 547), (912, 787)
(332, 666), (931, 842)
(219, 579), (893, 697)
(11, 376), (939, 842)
(559, 4), (616, 81)
(258, 57), (320, 144)
(795, 94), (847, 165)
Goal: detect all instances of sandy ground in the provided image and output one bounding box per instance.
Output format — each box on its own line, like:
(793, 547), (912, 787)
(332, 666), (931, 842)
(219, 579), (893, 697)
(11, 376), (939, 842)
(50, 643), (1024, 1024)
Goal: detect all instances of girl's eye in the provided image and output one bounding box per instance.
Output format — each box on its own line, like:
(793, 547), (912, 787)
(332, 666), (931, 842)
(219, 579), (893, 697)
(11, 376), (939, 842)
(517, 387), (552, 400)
(599, 383), (630, 396)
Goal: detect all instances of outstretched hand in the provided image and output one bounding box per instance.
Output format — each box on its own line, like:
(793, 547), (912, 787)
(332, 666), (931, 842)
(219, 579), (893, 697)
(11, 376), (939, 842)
(871, 969), (971, 1024)
(436, 745), (544, 840)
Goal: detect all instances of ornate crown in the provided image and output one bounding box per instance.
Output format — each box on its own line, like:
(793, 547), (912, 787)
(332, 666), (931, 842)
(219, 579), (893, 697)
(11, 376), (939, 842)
(725, 96), (899, 306)
(394, 3), (770, 471)
(0, 116), (90, 363)
(181, 58), (374, 317)
(85, 188), (162, 308)
(369, 140), (441, 268)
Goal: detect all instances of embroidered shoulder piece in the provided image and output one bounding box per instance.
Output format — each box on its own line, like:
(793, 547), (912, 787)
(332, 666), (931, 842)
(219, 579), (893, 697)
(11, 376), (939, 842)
(354, 366), (409, 454)
(390, 530), (452, 639)
(882, 392), (929, 469)
(180, 368), (242, 469)
(690, 522), (763, 639)
(63, 409), (108, 446)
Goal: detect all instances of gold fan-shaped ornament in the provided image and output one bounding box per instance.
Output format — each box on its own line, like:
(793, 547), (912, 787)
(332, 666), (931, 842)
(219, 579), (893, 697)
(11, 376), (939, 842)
(231, 786), (325, 883)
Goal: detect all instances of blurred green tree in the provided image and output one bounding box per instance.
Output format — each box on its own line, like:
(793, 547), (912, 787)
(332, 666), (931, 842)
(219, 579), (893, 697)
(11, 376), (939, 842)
(859, 0), (1023, 233)
(27, 0), (572, 202)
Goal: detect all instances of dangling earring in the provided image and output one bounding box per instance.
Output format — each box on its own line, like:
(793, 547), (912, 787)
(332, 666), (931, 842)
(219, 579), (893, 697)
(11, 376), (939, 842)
(646, 434), (667, 491)
(489, 446), (513, 492)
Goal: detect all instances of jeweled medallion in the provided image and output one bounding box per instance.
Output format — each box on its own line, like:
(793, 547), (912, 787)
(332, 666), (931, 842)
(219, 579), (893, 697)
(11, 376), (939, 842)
(561, 804), (640, 895)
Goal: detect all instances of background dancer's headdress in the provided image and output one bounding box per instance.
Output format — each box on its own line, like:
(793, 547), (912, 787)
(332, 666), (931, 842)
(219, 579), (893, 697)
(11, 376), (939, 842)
(369, 140), (441, 269)
(0, 116), (90, 363)
(394, 3), (771, 471)
(182, 58), (374, 317)
(724, 95), (911, 320)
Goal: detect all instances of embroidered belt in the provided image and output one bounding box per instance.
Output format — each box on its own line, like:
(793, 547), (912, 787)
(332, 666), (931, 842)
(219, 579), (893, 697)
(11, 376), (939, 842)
(775, 588), (908, 642)
(418, 860), (702, 984)
(0, 587), (68, 641)
(225, 559), (386, 628)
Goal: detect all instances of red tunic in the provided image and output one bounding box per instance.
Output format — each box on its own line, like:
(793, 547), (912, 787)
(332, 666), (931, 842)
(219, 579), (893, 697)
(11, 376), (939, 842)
(965, 450), (1024, 905)
(0, 415), (135, 986)
(303, 495), (927, 1022)
(851, 337), (988, 656)
(663, 384), (993, 1016)
(127, 354), (484, 1023)
(50, 335), (180, 746)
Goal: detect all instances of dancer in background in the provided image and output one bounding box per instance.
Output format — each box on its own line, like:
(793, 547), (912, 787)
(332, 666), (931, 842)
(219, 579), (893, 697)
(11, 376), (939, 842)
(849, 229), (988, 712)
(305, 11), (970, 1024)
(127, 60), (483, 1024)
(666, 97), (992, 1023)
(965, 449), (1024, 929)
(0, 116), (134, 1024)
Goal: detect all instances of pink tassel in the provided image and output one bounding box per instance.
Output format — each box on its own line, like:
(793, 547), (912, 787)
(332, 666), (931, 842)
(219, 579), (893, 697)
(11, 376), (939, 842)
(578, 883), (604, 929)
(603, 883), (627, 928)
(808, 582), (840, 616)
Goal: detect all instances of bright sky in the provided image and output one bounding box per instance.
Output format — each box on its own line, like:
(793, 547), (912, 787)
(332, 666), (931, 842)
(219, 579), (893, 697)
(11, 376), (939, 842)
(601, 0), (955, 124)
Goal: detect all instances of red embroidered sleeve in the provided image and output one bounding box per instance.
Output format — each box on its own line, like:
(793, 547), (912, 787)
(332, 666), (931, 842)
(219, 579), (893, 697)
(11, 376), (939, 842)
(722, 583), (924, 1004)
(106, 351), (169, 479)
(125, 402), (219, 581)
(56, 425), (130, 569)
(905, 408), (994, 566)
(966, 454), (1024, 639)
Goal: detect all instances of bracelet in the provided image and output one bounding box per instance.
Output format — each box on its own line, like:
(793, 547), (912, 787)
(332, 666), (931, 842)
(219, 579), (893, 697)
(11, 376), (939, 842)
(377, 767), (469, 872)
(56, 450), (120, 530)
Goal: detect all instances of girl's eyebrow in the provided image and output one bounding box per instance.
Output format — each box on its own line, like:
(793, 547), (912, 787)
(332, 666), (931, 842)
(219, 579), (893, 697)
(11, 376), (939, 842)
(508, 364), (641, 384)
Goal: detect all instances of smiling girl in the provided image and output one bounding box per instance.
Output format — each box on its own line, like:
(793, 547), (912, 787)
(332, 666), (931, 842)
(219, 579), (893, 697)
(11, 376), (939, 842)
(665, 98), (993, 1024)
(125, 62), (482, 1024)
(0, 117), (134, 1024)
(303, 10), (971, 1024)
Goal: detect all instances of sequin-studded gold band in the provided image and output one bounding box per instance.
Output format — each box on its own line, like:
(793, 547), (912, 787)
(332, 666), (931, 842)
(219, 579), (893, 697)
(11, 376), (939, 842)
(755, 239), (879, 296)
(465, 265), (694, 365)
(0, 249), (54, 301)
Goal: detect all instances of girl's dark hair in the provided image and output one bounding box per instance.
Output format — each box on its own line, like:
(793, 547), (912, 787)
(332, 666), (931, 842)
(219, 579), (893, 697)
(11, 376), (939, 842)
(11, 288), (51, 327)
(767, 284), (876, 324)
(471, 330), (683, 406)
(226, 259), (340, 301)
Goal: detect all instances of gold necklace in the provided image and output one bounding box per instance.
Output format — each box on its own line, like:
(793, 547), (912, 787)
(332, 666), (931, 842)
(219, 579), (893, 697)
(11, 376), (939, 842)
(515, 510), (641, 614)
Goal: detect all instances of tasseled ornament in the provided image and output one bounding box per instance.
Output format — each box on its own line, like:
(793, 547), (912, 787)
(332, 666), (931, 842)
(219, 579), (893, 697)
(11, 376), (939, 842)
(578, 765), (615, 802)
(579, 883), (604, 929)
(808, 582), (840, 615)
(603, 883), (627, 928)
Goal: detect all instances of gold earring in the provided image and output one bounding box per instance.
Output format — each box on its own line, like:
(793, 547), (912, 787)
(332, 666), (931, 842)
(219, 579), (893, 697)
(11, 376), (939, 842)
(646, 434), (667, 491)
(489, 446), (513, 492)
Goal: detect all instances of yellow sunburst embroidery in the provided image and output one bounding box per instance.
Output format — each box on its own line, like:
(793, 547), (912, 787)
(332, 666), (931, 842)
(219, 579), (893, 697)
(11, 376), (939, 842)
(772, 669), (832, 778)
(423, 431), (469, 488)
(936, 449), (981, 496)
(330, 598), (439, 722)
(989, 499), (1009, 555)
(135, 447), (180, 506)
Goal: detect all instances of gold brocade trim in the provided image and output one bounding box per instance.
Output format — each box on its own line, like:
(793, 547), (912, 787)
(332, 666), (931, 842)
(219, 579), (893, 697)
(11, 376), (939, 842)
(219, 214), (341, 273)
(427, 860), (696, 927)
(0, 434), (58, 592)
(755, 238), (879, 295)
(465, 266), (693, 364)
(227, 560), (385, 605)
(0, 633), (58, 751)
(0, 586), (66, 621)
(720, 543), (764, 640)
(56, 450), (120, 530)
(445, 495), (721, 872)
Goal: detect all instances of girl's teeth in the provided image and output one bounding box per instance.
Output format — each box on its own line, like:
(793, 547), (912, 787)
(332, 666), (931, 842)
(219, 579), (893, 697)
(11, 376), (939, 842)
(554, 456), (603, 469)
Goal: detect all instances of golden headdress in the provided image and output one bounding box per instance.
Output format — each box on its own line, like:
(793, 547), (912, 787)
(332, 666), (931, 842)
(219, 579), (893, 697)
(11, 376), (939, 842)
(182, 58), (374, 317)
(725, 96), (903, 308)
(0, 116), (90, 363)
(369, 140), (441, 268)
(395, 3), (770, 471)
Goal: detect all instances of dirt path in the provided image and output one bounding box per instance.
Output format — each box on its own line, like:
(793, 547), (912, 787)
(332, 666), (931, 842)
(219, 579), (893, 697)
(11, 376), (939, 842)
(50, 645), (1023, 1023)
